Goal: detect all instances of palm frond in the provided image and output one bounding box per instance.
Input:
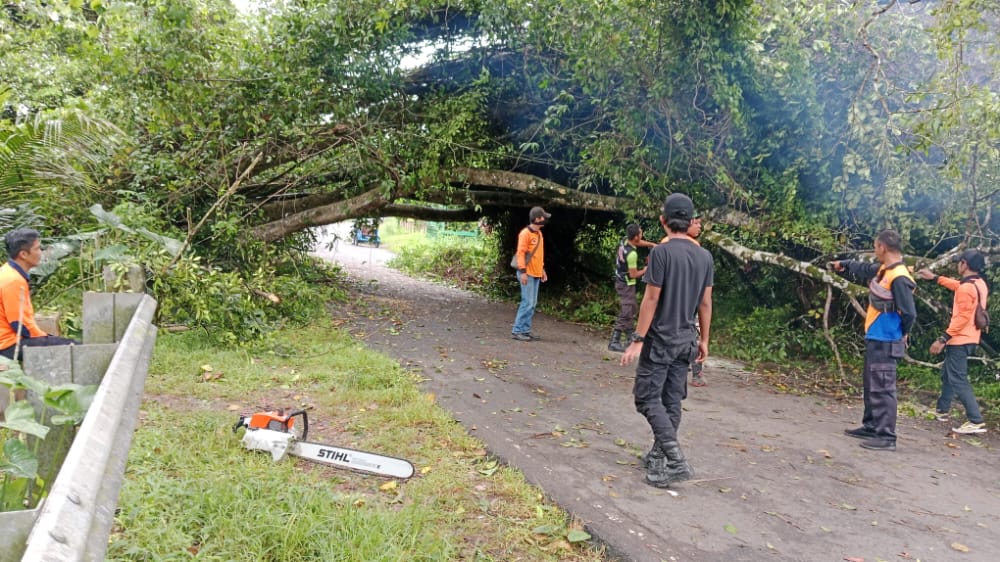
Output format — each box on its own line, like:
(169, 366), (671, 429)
(0, 108), (126, 199)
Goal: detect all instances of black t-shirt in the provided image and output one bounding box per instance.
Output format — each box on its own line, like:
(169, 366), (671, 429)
(642, 238), (714, 346)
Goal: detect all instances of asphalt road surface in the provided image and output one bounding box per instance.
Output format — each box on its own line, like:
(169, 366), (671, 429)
(316, 234), (1000, 562)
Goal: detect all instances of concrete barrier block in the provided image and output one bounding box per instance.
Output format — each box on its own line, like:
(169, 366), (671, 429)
(113, 293), (144, 342)
(84, 292), (145, 343)
(101, 265), (146, 293)
(20, 295), (158, 562)
(23, 343), (117, 385)
(83, 293), (115, 344)
(22, 344), (119, 488)
(34, 313), (61, 336)
(0, 508), (39, 562)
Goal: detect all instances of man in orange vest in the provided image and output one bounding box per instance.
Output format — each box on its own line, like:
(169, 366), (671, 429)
(917, 250), (989, 434)
(828, 230), (916, 451)
(1, 229), (78, 360)
(511, 207), (550, 341)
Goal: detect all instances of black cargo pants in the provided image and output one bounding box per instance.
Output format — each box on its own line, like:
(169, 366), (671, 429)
(861, 339), (903, 441)
(633, 340), (698, 446)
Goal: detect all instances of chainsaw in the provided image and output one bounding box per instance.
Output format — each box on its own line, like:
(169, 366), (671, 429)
(233, 409), (415, 479)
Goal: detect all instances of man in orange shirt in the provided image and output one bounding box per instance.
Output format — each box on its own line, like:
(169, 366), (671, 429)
(511, 207), (550, 341)
(0, 229), (78, 360)
(917, 250), (990, 434)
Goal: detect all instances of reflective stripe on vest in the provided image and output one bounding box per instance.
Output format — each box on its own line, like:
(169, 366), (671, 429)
(864, 264), (914, 334)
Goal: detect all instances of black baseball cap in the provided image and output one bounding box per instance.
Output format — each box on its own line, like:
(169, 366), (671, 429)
(662, 193), (698, 220)
(529, 206), (551, 224)
(952, 249), (986, 273)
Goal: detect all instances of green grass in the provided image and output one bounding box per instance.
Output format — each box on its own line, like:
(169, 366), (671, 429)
(109, 319), (606, 562)
(387, 235), (496, 291)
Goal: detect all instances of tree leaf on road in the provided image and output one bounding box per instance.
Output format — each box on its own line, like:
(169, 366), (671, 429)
(950, 542), (970, 552)
(724, 523), (738, 535)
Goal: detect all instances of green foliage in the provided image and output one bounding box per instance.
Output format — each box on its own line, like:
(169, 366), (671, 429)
(0, 109), (124, 230)
(26, 203), (344, 345)
(713, 304), (835, 365)
(0, 356), (97, 512)
(389, 235), (497, 291)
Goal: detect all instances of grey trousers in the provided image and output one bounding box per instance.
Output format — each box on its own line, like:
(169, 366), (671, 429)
(614, 280), (638, 332)
(936, 344), (982, 424)
(861, 339), (901, 441)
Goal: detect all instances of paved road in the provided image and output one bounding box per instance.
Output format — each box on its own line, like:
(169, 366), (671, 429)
(316, 235), (1000, 562)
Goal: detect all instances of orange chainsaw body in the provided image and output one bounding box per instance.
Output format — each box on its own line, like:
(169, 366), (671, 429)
(245, 410), (299, 432)
(235, 409), (308, 440)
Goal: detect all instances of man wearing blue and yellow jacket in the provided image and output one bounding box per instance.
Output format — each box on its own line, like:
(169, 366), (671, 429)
(828, 230), (916, 451)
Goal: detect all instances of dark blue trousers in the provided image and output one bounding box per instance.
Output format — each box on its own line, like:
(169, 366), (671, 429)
(0, 335), (78, 361)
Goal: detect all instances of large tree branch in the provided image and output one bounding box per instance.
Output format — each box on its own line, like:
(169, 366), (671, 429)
(380, 204), (482, 222)
(444, 167), (627, 211)
(701, 229), (868, 317)
(252, 185), (392, 242)
(254, 167), (632, 242)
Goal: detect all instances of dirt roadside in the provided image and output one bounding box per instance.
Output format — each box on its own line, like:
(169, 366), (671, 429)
(316, 236), (1000, 562)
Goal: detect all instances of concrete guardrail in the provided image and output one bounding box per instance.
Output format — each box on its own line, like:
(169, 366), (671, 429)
(0, 293), (157, 562)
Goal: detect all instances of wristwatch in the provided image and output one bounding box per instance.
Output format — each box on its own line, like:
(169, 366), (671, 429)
(630, 333), (645, 344)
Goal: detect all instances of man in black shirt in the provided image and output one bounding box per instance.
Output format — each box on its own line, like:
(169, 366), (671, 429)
(621, 193), (714, 488)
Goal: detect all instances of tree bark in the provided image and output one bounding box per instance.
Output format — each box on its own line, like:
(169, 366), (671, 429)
(253, 167), (632, 241)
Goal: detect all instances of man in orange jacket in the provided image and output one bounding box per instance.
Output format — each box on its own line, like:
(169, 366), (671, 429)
(511, 207), (550, 341)
(917, 249), (990, 434)
(0, 229), (78, 360)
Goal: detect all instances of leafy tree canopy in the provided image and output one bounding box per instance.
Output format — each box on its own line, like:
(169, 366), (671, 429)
(2, 0), (998, 347)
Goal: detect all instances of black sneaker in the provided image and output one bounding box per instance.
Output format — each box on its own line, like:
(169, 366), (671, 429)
(844, 426), (877, 439)
(526, 333), (542, 341)
(859, 438), (896, 451)
(511, 333), (532, 342)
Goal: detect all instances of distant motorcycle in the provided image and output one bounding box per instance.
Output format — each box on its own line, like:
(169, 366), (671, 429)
(351, 227), (380, 248)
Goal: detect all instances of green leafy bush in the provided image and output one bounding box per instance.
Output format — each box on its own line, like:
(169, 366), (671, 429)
(1, 357), (97, 512)
(389, 236), (496, 290)
(716, 304), (835, 364)
(23, 203), (345, 345)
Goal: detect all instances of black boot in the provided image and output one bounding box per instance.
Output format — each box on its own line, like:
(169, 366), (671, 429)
(646, 441), (693, 488)
(641, 440), (665, 470)
(643, 442), (669, 487)
(608, 329), (625, 352)
(663, 441), (694, 483)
